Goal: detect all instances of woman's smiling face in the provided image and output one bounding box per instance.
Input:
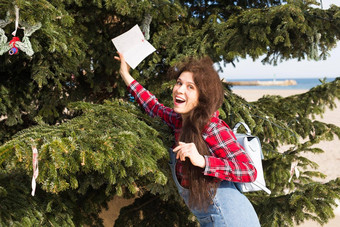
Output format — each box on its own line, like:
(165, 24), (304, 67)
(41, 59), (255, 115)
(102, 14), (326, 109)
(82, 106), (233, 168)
(172, 71), (199, 117)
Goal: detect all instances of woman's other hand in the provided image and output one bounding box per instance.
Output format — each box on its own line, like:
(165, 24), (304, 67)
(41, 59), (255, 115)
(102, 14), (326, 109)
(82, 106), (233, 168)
(173, 142), (206, 168)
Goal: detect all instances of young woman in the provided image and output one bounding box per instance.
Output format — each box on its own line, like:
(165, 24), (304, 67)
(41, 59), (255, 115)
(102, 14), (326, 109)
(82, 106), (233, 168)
(114, 53), (261, 227)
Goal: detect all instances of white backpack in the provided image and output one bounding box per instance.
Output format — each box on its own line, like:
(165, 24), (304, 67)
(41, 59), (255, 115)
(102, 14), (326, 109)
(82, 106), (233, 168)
(232, 122), (271, 194)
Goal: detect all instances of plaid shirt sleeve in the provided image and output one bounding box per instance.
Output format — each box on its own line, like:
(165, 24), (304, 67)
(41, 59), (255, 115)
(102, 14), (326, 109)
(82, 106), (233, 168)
(202, 118), (257, 183)
(127, 80), (181, 130)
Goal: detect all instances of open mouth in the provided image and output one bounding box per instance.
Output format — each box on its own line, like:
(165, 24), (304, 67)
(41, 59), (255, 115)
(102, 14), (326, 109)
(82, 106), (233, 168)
(175, 97), (185, 104)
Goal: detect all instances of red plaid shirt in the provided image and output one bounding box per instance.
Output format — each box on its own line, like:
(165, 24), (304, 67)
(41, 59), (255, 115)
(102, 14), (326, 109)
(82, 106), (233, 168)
(128, 80), (257, 187)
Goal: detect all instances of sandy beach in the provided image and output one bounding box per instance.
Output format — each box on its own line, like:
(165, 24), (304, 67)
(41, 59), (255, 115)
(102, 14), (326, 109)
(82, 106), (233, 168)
(233, 89), (340, 227)
(100, 88), (340, 226)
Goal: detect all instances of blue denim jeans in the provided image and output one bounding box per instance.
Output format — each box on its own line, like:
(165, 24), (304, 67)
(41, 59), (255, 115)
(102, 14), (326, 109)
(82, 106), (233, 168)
(168, 149), (261, 227)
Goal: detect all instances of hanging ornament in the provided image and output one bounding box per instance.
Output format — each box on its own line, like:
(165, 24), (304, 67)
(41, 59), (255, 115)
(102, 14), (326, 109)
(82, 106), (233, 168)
(31, 144), (39, 196)
(11, 5), (20, 36)
(288, 161), (300, 182)
(8, 36), (20, 55)
(140, 13), (152, 40)
(0, 12), (11, 55)
(0, 5), (41, 56)
(128, 94), (135, 102)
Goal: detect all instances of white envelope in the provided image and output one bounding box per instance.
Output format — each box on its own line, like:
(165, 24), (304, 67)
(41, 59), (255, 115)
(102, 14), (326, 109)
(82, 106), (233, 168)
(112, 25), (156, 69)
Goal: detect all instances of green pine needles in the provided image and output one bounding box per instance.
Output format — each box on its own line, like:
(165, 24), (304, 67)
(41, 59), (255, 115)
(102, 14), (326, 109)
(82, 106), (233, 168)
(0, 99), (174, 226)
(1, 100), (173, 194)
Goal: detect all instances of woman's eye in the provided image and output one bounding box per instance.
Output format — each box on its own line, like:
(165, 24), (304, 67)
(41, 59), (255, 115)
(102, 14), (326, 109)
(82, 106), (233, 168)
(176, 81), (182, 85)
(188, 85), (194, 90)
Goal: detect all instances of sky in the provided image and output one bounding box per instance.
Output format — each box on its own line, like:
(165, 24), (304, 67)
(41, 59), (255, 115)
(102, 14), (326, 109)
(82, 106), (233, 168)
(221, 0), (340, 80)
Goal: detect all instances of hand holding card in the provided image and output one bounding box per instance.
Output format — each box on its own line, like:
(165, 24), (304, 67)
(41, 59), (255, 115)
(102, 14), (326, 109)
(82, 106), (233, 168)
(112, 25), (156, 69)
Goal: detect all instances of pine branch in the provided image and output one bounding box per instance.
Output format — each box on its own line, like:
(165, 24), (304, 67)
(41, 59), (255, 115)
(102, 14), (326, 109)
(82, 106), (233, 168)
(0, 100), (173, 196)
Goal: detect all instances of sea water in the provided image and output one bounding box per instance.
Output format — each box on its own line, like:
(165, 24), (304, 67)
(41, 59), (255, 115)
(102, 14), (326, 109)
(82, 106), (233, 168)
(228, 77), (337, 90)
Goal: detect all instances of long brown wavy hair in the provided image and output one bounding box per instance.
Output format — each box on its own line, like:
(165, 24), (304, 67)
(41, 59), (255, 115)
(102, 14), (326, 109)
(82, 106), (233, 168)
(169, 56), (224, 211)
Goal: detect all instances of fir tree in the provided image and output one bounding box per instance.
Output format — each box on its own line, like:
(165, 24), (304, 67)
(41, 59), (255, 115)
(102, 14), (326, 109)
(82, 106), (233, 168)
(0, 0), (340, 226)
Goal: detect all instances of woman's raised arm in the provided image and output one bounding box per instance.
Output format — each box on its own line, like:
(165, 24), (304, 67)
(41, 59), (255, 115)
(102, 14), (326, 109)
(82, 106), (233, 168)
(114, 52), (134, 86)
